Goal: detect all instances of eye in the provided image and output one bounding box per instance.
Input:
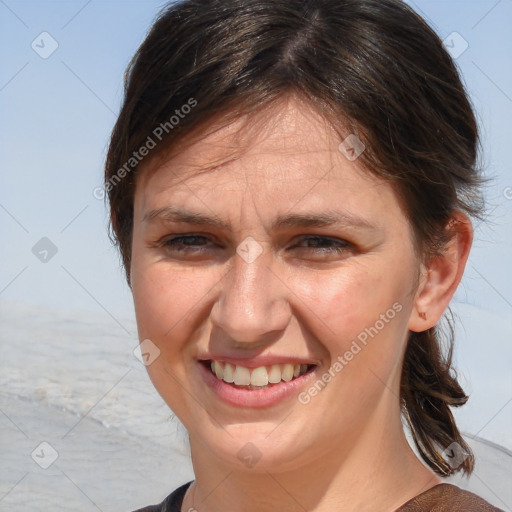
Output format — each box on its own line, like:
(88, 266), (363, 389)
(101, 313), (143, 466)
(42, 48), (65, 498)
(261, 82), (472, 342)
(292, 236), (352, 255)
(154, 234), (352, 259)
(161, 234), (213, 253)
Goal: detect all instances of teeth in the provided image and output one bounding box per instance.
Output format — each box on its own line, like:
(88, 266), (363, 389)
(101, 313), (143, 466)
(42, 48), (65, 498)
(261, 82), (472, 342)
(281, 363), (294, 382)
(268, 364), (281, 383)
(250, 366), (269, 386)
(209, 361), (310, 387)
(233, 365), (251, 386)
(223, 363), (235, 383)
(212, 361), (223, 379)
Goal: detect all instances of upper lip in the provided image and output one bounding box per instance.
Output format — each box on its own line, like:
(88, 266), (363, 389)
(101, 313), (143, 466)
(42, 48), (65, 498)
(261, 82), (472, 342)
(198, 353), (319, 368)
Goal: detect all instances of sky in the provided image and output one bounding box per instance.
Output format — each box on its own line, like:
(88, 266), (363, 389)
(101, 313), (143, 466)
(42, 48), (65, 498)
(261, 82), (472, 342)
(0, 0), (511, 444)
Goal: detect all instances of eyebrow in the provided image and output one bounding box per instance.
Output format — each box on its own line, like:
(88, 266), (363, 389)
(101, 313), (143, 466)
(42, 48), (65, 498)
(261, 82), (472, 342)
(143, 206), (377, 232)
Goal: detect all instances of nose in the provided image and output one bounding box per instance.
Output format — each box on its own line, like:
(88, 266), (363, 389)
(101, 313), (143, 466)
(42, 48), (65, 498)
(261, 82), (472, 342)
(209, 247), (291, 347)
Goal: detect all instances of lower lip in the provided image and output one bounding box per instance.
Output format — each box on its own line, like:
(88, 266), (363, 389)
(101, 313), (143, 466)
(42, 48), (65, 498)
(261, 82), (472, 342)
(198, 362), (317, 409)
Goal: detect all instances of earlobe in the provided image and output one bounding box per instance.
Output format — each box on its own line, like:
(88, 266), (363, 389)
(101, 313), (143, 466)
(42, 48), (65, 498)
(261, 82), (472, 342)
(408, 212), (473, 333)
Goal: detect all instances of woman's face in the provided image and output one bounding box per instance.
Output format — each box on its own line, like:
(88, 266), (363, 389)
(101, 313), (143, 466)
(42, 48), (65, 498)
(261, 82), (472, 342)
(130, 97), (422, 472)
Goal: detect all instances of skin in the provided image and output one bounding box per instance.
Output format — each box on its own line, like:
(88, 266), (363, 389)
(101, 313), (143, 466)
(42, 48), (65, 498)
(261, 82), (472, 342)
(130, 95), (472, 512)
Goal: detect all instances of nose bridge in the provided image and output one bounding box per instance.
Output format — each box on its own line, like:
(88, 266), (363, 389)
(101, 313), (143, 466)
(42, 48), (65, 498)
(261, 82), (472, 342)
(211, 250), (290, 343)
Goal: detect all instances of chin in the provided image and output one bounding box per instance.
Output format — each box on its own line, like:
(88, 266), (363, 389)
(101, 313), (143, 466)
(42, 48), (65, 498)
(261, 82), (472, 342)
(191, 424), (320, 474)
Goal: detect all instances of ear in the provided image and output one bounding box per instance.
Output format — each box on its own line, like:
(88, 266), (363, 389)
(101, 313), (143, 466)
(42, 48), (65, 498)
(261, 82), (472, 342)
(408, 212), (473, 332)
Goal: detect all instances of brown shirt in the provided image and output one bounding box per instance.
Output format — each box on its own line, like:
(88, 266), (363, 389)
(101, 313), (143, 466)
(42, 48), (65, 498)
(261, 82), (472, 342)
(133, 481), (505, 512)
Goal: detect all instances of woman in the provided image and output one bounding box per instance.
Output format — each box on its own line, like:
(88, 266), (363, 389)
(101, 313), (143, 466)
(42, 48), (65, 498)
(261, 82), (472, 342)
(104, 0), (502, 510)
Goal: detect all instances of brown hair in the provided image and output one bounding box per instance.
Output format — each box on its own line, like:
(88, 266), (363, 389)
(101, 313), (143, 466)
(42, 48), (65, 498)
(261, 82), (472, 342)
(105, 0), (484, 476)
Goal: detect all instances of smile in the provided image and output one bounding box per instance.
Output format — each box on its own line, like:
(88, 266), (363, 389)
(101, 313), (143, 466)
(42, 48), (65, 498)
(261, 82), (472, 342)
(207, 360), (313, 389)
(198, 359), (318, 408)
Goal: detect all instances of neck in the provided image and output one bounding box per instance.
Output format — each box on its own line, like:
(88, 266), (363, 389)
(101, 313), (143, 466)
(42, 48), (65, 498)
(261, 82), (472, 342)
(182, 400), (441, 512)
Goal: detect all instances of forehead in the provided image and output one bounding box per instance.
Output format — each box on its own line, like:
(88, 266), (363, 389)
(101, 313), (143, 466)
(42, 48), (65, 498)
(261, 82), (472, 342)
(134, 96), (403, 228)
(138, 97), (378, 185)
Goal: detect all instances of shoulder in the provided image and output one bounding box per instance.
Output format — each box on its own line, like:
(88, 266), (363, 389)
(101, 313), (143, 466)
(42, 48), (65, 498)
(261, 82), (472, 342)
(397, 483), (505, 512)
(131, 481), (192, 512)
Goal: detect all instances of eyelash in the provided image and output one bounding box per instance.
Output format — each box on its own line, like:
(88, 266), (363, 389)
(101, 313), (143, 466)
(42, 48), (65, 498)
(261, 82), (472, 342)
(158, 234), (351, 255)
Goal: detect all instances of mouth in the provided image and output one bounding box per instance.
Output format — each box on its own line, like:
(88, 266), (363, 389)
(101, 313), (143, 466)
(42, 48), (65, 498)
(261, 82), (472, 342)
(197, 354), (320, 408)
(201, 360), (316, 390)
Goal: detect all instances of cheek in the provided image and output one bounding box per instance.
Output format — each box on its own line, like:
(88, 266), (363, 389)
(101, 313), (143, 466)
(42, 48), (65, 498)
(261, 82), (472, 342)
(286, 263), (414, 425)
(285, 258), (414, 366)
(131, 262), (219, 349)
(130, 261), (221, 414)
